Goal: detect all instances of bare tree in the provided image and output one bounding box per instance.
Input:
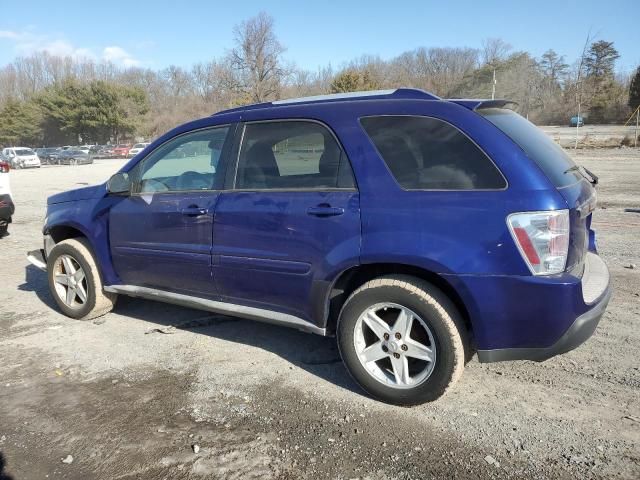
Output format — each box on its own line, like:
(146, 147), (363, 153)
(481, 38), (512, 66)
(227, 12), (288, 102)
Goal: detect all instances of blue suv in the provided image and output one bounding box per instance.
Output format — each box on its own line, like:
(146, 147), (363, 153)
(27, 89), (611, 405)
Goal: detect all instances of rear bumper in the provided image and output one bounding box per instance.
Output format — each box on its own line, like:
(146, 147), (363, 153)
(477, 281), (611, 362)
(445, 252), (611, 362)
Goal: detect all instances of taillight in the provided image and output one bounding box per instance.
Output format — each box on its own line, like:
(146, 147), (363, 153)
(507, 210), (570, 275)
(0, 161), (9, 173)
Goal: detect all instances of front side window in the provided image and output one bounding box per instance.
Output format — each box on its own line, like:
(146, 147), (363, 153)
(360, 116), (506, 190)
(133, 126), (229, 193)
(235, 121), (355, 190)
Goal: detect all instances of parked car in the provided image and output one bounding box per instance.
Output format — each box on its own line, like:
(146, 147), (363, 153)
(100, 146), (115, 158)
(27, 89), (611, 405)
(36, 147), (61, 165)
(0, 160), (14, 237)
(112, 144), (131, 158)
(90, 146), (112, 159)
(1, 147), (41, 168)
(128, 143), (150, 157)
(57, 149), (93, 165)
(570, 116), (584, 127)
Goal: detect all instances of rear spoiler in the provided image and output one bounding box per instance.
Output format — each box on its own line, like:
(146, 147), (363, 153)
(448, 99), (518, 111)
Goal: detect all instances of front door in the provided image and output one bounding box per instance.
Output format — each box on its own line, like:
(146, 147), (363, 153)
(109, 125), (232, 296)
(213, 120), (361, 324)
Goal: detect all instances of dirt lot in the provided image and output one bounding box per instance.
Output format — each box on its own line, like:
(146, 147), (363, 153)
(1, 147), (639, 480)
(540, 125), (637, 148)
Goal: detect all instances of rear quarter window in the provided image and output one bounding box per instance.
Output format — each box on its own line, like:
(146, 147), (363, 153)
(360, 116), (506, 190)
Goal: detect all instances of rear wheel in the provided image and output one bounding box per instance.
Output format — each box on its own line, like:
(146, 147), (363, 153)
(47, 238), (117, 320)
(337, 275), (467, 405)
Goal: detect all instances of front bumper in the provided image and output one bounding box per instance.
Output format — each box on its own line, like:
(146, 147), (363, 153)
(475, 252), (611, 362)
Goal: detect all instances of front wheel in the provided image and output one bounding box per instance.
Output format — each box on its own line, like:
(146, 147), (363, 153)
(337, 275), (468, 405)
(47, 238), (117, 320)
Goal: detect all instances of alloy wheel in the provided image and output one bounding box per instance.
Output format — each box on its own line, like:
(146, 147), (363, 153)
(353, 303), (436, 389)
(52, 254), (88, 308)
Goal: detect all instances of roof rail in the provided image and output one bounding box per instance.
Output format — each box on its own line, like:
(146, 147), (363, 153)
(213, 88), (440, 116)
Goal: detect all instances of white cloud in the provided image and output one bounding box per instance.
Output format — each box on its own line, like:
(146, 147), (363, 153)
(0, 30), (20, 39)
(0, 29), (142, 67)
(102, 46), (140, 67)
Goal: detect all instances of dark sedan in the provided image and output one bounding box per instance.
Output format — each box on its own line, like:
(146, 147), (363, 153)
(57, 149), (93, 165)
(36, 148), (61, 165)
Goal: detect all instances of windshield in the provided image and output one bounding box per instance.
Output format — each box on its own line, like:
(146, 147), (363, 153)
(133, 143), (146, 148)
(15, 149), (34, 156)
(479, 108), (582, 188)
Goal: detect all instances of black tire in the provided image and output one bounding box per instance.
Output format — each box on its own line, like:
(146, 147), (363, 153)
(0, 223), (7, 237)
(337, 275), (468, 406)
(47, 238), (117, 320)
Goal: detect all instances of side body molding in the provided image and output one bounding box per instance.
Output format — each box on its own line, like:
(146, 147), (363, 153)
(104, 284), (327, 335)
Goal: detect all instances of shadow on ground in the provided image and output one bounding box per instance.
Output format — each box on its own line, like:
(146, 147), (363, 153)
(22, 265), (363, 398)
(0, 453), (14, 480)
(18, 265), (56, 309)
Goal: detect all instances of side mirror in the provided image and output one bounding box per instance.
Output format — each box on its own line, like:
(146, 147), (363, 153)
(107, 172), (132, 194)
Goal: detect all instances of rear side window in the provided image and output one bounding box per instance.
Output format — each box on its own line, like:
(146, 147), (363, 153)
(479, 108), (581, 188)
(360, 116), (506, 190)
(235, 121), (355, 190)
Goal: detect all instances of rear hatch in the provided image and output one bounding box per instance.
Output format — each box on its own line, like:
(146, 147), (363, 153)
(478, 108), (597, 274)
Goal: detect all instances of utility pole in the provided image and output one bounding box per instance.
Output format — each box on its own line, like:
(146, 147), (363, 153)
(575, 31), (592, 150)
(576, 83), (582, 150)
(491, 69), (496, 100)
(633, 106), (640, 147)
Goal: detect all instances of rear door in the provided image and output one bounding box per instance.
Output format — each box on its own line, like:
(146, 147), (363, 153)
(212, 120), (360, 324)
(109, 125), (232, 296)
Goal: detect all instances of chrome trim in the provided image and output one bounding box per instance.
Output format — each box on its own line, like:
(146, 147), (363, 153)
(103, 284), (327, 335)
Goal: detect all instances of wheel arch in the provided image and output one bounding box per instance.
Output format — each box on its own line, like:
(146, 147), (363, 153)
(324, 263), (473, 341)
(46, 224), (87, 244)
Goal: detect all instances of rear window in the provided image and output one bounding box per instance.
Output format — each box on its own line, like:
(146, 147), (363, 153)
(479, 108), (582, 188)
(360, 116), (506, 190)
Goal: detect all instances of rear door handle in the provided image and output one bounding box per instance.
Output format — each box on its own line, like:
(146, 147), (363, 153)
(181, 206), (208, 216)
(306, 205), (345, 217)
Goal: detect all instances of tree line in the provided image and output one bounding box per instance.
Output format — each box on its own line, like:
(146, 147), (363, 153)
(0, 12), (636, 147)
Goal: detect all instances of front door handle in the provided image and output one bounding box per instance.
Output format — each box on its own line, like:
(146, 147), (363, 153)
(307, 205), (345, 217)
(181, 206), (208, 216)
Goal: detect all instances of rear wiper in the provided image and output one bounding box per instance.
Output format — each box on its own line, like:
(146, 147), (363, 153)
(563, 165), (598, 185)
(582, 167), (598, 185)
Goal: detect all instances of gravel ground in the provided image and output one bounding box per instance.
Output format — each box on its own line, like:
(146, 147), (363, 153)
(0, 148), (639, 479)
